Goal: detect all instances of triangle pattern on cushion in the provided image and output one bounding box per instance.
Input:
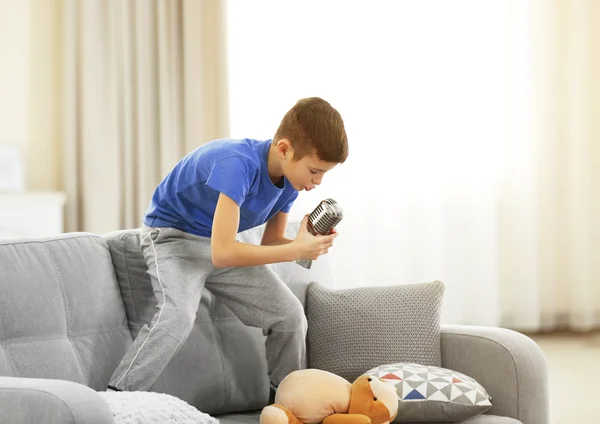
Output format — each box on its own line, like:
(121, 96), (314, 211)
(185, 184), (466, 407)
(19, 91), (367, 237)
(363, 363), (491, 407)
(465, 390), (477, 404)
(407, 380), (424, 389)
(404, 389), (426, 400)
(453, 394), (472, 405)
(455, 383), (472, 394)
(431, 381), (450, 390)
(450, 385), (464, 401)
(427, 382), (441, 397)
(402, 382), (415, 399)
(428, 390), (450, 402)
(440, 384), (453, 400)
(416, 382), (428, 397)
(405, 374), (426, 382)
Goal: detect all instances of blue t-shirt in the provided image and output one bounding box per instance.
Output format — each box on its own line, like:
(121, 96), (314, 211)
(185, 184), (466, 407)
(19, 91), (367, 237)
(143, 138), (298, 237)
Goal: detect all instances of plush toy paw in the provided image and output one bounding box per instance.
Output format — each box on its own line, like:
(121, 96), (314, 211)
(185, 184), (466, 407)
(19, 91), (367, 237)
(323, 413), (372, 424)
(261, 404), (304, 424)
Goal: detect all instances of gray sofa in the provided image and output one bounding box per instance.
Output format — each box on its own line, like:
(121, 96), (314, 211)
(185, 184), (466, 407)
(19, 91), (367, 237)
(0, 228), (548, 424)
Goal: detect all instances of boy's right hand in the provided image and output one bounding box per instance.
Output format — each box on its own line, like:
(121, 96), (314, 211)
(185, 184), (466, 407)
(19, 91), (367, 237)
(292, 215), (338, 261)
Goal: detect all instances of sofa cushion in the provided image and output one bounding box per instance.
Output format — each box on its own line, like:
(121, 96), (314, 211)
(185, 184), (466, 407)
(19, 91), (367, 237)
(102, 222), (331, 416)
(306, 281), (444, 382)
(363, 363), (492, 422)
(0, 233), (132, 390)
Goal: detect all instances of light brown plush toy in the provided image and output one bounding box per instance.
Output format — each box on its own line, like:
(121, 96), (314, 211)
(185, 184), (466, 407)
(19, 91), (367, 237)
(260, 369), (398, 424)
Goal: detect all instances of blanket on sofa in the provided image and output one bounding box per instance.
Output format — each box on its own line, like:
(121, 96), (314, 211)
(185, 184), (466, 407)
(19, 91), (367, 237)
(99, 391), (219, 424)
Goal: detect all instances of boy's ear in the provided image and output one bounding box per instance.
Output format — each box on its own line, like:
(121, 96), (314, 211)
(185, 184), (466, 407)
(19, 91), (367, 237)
(275, 138), (293, 158)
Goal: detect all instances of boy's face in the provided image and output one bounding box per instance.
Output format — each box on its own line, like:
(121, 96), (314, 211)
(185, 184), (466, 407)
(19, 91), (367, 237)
(281, 143), (337, 192)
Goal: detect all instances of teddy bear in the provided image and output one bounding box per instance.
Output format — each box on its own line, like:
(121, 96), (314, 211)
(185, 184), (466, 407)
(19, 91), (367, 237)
(260, 369), (398, 424)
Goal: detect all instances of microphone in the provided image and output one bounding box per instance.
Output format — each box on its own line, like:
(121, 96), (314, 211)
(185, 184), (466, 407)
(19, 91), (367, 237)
(296, 198), (343, 269)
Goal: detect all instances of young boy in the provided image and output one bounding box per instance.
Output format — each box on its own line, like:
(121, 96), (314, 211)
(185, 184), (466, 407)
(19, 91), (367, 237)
(107, 97), (348, 397)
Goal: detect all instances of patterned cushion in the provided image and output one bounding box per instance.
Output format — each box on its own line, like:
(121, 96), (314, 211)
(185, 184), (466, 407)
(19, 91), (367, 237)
(307, 281), (444, 382)
(363, 363), (492, 422)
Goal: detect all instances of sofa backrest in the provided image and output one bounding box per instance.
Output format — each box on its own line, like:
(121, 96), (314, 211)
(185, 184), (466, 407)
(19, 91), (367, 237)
(103, 222), (333, 415)
(0, 233), (132, 390)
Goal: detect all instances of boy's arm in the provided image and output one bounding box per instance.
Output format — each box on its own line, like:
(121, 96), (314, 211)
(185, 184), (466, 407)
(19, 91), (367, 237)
(261, 211), (294, 246)
(211, 193), (298, 267)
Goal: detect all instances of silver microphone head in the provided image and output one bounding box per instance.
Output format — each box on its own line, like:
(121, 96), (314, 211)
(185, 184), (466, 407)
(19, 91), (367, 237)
(307, 198), (343, 235)
(296, 199), (343, 269)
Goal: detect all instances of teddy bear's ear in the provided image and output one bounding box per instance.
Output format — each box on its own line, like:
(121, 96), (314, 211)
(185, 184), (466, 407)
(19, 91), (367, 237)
(348, 376), (398, 424)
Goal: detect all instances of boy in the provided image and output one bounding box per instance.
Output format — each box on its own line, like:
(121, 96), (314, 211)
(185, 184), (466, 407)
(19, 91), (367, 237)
(107, 97), (348, 398)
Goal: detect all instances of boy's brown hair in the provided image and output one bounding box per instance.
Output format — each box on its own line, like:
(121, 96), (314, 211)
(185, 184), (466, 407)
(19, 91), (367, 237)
(274, 97), (348, 163)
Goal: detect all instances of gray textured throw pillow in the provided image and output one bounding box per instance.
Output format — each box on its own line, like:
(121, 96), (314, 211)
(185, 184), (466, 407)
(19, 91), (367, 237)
(307, 281), (444, 382)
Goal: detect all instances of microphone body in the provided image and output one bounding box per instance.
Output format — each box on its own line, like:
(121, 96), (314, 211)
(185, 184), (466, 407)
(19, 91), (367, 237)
(296, 198), (343, 269)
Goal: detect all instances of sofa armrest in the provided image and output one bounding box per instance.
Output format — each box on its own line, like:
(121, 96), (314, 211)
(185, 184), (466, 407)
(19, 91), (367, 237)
(440, 325), (549, 424)
(0, 377), (114, 424)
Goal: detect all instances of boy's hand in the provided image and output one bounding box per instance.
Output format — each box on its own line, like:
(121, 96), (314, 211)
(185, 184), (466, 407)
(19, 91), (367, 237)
(292, 215), (338, 261)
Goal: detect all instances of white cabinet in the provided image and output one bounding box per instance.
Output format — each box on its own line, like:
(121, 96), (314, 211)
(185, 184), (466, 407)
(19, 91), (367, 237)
(0, 192), (67, 239)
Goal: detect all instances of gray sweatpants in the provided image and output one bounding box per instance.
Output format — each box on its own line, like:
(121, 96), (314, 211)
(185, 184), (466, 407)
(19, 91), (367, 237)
(108, 226), (307, 392)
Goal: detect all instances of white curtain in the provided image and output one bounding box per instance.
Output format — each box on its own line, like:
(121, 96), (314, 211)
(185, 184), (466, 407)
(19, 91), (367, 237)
(62, 0), (229, 233)
(225, 0), (600, 331)
(499, 0), (600, 332)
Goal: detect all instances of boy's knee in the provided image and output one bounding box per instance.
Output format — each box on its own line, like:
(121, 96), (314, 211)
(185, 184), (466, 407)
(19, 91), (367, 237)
(166, 308), (197, 343)
(297, 312), (308, 334)
(275, 299), (307, 333)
